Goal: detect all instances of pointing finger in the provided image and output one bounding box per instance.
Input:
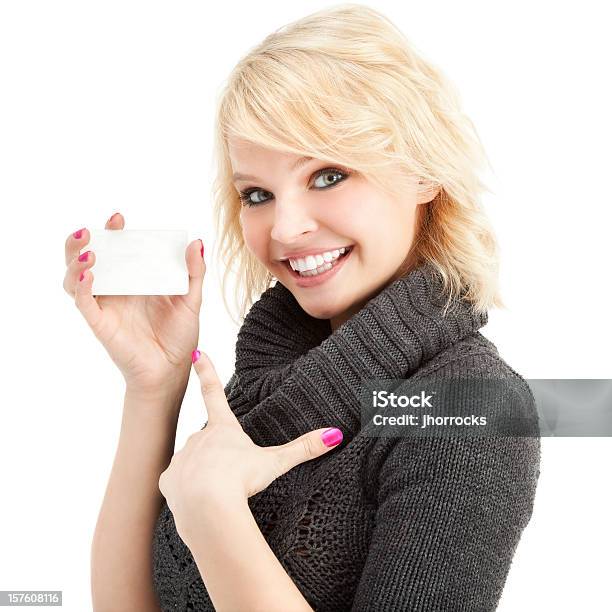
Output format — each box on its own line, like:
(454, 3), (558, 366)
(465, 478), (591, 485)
(191, 349), (240, 427)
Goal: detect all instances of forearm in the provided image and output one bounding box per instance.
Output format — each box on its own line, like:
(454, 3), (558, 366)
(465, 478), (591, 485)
(91, 384), (186, 612)
(186, 496), (313, 612)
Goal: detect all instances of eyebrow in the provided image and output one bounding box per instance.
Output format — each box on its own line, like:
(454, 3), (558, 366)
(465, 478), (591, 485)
(232, 155), (314, 183)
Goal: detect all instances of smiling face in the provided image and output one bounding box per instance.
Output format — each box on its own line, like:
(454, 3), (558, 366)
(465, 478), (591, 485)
(229, 138), (430, 331)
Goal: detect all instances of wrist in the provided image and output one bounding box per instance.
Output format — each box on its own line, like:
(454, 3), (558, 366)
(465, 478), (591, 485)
(124, 380), (188, 415)
(124, 364), (190, 399)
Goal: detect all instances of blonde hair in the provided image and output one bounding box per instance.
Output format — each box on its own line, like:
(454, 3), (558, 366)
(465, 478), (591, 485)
(210, 3), (504, 325)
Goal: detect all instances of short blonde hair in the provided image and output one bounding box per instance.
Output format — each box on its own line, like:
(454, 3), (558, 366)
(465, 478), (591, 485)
(211, 3), (504, 325)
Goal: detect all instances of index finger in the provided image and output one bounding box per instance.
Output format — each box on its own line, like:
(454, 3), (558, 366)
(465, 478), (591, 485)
(191, 349), (240, 427)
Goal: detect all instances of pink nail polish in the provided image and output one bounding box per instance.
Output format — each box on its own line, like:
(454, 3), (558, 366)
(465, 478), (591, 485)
(73, 228), (85, 239)
(79, 271), (85, 282)
(78, 251), (89, 262)
(321, 427), (343, 447)
(199, 239), (204, 258)
(192, 349), (201, 364)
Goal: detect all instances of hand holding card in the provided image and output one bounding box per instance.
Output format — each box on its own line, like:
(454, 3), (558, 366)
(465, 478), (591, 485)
(64, 212), (205, 402)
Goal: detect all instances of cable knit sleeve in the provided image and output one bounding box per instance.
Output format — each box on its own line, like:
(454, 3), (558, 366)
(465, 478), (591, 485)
(350, 376), (541, 611)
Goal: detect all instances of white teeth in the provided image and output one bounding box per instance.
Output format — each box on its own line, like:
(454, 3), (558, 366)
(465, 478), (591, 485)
(287, 246), (353, 277)
(288, 246), (351, 271)
(301, 262), (333, 277)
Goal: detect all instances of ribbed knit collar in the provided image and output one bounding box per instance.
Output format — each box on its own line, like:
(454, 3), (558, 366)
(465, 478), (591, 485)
(233, 262), (489, 447)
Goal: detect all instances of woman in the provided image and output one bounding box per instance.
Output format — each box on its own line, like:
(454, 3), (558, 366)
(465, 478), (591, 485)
(65, 5), (540, 611)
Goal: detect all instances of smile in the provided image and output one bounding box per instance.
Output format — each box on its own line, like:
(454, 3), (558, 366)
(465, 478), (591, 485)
(282, 246), (354, 288)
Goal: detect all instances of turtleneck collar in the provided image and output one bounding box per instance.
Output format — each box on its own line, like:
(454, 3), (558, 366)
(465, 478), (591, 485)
(233, 262), (490, 447)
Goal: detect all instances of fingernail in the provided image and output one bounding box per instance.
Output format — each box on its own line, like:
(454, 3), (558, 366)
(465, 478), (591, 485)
(321, 427), (343, 447)
(191, 349), (201, 364)
(73, 228), (85, 239)
(78, 251), (90, 262)
(79, 271), (85, 282)
(199, 239), (204, 258)
(108, 212), (120, 223)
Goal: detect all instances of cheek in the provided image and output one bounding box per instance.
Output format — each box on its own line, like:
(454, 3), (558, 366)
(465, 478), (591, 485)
(240, 212), (269, 257)
(332, 189), (393, 242)
(381, 205), (420, 261)
(323, 187), (376, 236)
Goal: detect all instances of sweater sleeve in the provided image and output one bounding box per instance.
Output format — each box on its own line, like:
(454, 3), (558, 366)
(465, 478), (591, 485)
(350, 378), (541, 611)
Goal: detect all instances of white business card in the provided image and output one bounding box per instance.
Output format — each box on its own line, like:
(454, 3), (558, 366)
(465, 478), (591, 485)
(81, 229), (189, 295)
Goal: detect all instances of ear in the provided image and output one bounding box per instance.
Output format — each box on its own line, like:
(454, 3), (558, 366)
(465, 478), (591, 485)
(416, 179), (441, 204)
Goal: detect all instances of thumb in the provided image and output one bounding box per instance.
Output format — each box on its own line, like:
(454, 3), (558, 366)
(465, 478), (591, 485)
(182, 238), (205, 313)
(274, 427), (343, 475)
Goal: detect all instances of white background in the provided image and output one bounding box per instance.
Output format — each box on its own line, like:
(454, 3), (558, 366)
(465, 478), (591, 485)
(1, 1), (610, 610)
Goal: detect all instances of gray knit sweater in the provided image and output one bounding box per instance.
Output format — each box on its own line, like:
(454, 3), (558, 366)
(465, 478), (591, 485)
(152, 262), (540, 611)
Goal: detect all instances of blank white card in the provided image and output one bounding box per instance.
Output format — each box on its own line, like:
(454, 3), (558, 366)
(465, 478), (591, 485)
(81, 229), (189, 296)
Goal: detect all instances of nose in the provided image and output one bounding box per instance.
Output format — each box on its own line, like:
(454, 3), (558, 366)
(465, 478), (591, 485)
(269, 197), (318, 244)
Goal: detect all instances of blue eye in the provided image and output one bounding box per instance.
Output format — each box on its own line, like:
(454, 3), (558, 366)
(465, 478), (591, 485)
(238, 167), (352, 207)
